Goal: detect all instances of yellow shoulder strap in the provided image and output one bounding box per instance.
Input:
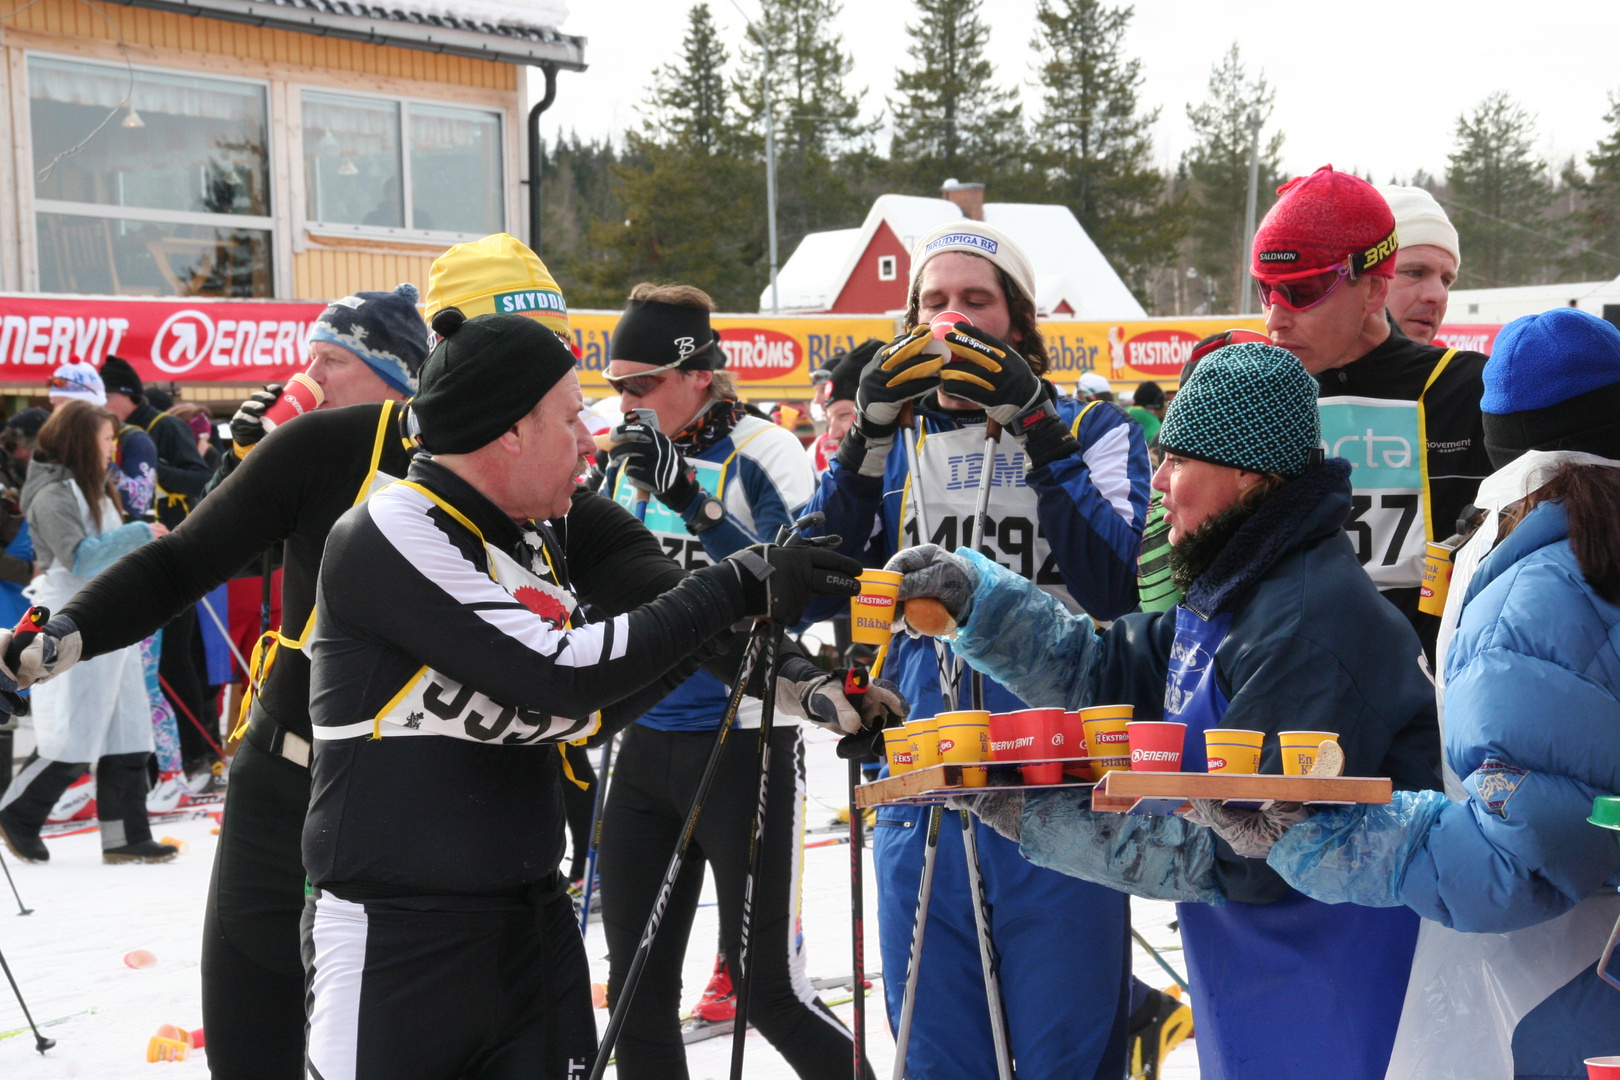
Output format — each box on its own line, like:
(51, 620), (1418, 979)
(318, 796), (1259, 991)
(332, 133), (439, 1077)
(353, 401), (397, 507)
(1070, 398), (1104, 438)
(1415, 348), (1458, 542)
(709, 423), (777, 501)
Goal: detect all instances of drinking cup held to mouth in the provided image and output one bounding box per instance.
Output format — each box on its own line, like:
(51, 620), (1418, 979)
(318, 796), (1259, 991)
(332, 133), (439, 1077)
(1060, 711), (1088, 777)
(850, 569), (903, 646)
(936, 710), (990, 787)
(905, 717), (941, 770)
(1204, 728), (1264, 774)
(1127, 721), (1186, 773)
(1279, 731), (1339, 776)
(990, 709), (1065, 785)
(261, 372), (325, 432)
(1080, 704), (1132, 781)
(883, 728), (915, 775)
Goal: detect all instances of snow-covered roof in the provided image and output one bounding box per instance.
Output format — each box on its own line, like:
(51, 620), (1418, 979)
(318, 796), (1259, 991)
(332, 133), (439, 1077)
(764, 194), (1146, 319)
(121, 0), (586, 69)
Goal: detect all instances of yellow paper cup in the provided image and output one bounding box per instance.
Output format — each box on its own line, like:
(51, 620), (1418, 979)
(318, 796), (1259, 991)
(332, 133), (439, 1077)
(850, 569), (903, 646)
(935, 710), (990, 788)
(1279, 731), (1339, 776)
(905, 717), (941, 770)
(883, 728), (915, 775)
(1417, 541), (1454, 616)
(1080, 704), (1133, 781)
(1204, 728), (1264, 774)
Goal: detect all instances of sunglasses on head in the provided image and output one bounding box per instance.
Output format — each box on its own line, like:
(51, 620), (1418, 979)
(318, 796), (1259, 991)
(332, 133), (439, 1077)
(46, 375), (92, 391)
(1254, 259), (1357, 312)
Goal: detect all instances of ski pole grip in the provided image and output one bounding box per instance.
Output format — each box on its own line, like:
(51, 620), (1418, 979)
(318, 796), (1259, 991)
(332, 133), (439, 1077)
(6, 605), (49, 672)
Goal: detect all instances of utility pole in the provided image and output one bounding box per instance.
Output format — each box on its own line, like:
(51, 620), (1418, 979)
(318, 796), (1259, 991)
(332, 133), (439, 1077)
(731, 0), (780, 312)
(1239, 110), (1262, 315)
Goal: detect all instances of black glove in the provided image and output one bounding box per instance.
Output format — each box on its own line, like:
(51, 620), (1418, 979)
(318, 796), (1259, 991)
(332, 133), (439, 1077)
(230, 384), (282, 450)
(938, 326), (1080, 469)
(606, 417), (703, 514)
(725, 543), (862, 625)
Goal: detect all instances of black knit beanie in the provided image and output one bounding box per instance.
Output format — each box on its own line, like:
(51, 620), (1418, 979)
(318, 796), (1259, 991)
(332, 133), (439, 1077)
(100, 355), (143, 401)
(413, 309), (578, 455)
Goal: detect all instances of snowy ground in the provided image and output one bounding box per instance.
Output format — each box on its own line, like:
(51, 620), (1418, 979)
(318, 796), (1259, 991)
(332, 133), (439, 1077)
(0, 726), (1197, 1078)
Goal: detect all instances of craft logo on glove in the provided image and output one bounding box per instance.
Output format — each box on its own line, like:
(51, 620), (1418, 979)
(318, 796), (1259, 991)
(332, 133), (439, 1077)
(926, 233), (998, 256)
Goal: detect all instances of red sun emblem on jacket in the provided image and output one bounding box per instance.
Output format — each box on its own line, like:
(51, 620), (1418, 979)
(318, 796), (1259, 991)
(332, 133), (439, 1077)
(513, 586), (569, 628)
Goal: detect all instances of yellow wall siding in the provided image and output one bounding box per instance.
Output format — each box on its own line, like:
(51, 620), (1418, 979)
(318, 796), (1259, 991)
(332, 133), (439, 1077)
(7, 0), (515, 90)
(292, 249), (442, 302)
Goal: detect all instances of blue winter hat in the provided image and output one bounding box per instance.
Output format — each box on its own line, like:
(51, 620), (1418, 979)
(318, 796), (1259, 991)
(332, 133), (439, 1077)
(1158, 342), (1322, 477)
(1481, 308), (1620, 467)
(308, 283), (429, 395)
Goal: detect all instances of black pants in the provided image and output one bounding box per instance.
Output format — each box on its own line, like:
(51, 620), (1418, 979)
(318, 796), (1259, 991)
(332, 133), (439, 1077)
(302, 883), (595, 1080)
(561, 743), (597, 882)
(599, 723), (866, 1080)
(201, 732), (310, 1080)
(0, 751), (154, 848)
(160, 605), (215, 769)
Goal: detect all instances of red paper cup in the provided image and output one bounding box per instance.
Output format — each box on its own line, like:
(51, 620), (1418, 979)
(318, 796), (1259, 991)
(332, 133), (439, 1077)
(929, 310), (973, 339)
(1588, 1057), (1620, 1079)
(991, 708), (1064, 785)
(1127, 721), (1186, 773)
(262, 372), (324, 431)
(1059, 712), (1087, 777)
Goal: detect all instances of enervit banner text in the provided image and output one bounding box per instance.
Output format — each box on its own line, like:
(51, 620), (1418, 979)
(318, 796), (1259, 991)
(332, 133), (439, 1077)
(0, 294), (325, 383)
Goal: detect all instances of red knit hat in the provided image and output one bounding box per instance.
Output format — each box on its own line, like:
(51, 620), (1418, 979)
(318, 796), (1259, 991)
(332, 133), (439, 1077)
(1252, 165), (1398, 281)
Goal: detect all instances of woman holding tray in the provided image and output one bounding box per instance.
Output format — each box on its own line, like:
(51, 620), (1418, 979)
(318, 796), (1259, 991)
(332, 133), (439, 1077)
(888, 341), (1441, 1080)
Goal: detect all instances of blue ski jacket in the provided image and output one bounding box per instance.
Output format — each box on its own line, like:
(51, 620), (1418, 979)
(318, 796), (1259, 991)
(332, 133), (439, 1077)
(806, 391), (1149, 1080)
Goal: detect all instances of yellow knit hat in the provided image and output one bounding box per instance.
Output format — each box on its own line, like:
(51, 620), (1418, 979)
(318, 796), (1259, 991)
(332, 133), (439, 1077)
(423, 233), (570, 338)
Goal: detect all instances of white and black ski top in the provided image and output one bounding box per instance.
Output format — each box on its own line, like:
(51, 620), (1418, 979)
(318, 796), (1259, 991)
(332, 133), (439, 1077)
(304, 457), (757, 895)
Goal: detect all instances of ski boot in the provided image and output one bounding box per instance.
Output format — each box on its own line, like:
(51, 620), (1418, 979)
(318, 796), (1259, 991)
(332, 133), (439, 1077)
(147, 772), (193, 814)
(104, 838), (180, 864)
(46, 771), (96, 824)
(690, 953), (735, 1023)
(1129, 985), (1193, 1079)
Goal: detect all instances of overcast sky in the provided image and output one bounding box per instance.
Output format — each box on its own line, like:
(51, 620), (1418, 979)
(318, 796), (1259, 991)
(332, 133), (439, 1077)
(537, 0), (1620, 188)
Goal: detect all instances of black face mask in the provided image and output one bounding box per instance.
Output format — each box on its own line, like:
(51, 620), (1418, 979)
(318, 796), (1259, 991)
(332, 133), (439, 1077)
(1168, 500), (1257, 595)
(610, 298), (721, 371)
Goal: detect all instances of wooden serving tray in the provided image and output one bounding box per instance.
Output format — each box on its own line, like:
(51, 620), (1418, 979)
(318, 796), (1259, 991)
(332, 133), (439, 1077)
(1094, 771), (1393, 815)
(854, 760), (1097, 808)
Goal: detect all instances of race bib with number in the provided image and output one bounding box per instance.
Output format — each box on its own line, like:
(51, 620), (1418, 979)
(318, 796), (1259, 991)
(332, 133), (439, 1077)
(612, 457), (726, 570)
(1318, 396), (1428, 588)
(903, 425), (1080, 613)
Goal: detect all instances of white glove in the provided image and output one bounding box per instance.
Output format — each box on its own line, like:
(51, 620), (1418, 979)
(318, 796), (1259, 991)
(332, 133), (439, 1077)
(0, 614), (82, 689)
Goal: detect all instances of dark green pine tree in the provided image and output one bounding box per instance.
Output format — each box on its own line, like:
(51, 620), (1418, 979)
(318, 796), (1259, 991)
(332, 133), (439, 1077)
(1181, 43), (1285, 313)
(1030, 0), (1184, 309)
(568, 3), (765, 311)
(1560, 91), (1620, 281)
(1445, 92), (1557, 288)
(887, 0), (1022, 193)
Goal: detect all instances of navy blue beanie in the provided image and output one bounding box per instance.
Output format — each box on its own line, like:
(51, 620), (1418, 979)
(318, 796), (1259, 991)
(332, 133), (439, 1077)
(1481, 308), (1620, 467)
(308, 283), (429, 395)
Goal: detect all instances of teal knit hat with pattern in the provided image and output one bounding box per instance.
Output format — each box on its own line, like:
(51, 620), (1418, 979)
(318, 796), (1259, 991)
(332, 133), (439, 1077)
(1158, 342), (1322, 476)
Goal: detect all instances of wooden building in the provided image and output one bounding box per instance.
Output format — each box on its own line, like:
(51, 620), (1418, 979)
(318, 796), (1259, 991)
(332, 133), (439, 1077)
(0, 0), (584, 303)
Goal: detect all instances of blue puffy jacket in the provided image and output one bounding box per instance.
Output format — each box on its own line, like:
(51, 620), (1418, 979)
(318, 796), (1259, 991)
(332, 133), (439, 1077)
(806, 391), (1149, 1080)
(1269, 498), (1620, 1077)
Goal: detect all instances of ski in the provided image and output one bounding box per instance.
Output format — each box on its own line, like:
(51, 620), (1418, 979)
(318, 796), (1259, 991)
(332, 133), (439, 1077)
(0, 1006), (97, 1041)
(42, 805), (219, 840)
(678, 973), (883, 1043)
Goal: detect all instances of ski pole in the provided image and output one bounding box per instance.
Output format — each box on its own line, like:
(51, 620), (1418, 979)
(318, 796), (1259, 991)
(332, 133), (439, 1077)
(959, 420), (1001, 711)
(156, 673), (227, 761)
(0, 941), (53, 1053)
(577, 735), (615, 936)
(197, 594), (262, 695)
(588, 621), (771, 1080)
(900, 417), (960, 712)
(727, 623), (784, 1080)
(960, 809), (1014, 1080)
(1131, 928), (1190, 994)
(839, 664), (877, 1080)
(0, 849), (30, 916)
(890, 804), (942, 1080)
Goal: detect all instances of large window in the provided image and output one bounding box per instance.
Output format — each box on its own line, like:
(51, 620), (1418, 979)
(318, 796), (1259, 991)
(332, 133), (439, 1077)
(30, 56), (273, 297)
(304, 91), (503, 237)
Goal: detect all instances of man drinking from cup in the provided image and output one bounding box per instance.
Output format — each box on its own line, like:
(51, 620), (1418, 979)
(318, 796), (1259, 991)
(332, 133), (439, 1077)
(891, 340), (1440, 1080)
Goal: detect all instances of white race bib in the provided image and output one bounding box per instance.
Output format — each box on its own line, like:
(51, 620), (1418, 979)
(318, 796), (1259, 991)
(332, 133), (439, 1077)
(1319, 396), (1428, 588)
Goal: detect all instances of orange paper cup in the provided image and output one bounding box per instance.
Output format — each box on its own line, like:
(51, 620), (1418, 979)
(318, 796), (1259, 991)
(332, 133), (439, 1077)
(936, 710), (990, 787)
(905, 717), (941, 770)
(1204, 729), (1264, 774)
(850, 569), (903, 646)
(1081, 705), (1132, 780)
(883, 728), (915, 775)
(1279, 731), (1339, 776)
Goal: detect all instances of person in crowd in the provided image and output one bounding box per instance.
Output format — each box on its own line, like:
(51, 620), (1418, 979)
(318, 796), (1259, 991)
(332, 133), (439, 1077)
(168, 403), (222, 470)
(0, 401), (173, 864)
(101, 356), (220, 783)
(1076, 370), (1114, 401)
(595, 284), (877, 1080)
(1126, 381), (1165, 446)
(46, 362), (106, 413)
(1, 407), (48, 489)
(297, 307), (868, 1079)
(0, 409), (47, 629)
(893, 341), (1440, 1080)
(1378, 185), (1461, 346)
(1213, 308), (1620, 1080)
(1257, 166), (1490, 660)
(808, 220), (1161, 1080)
(810, 341), (878, 474)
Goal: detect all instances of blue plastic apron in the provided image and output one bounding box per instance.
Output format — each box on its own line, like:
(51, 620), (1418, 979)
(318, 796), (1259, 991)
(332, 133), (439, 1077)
(1166, 605), (1420, 1080)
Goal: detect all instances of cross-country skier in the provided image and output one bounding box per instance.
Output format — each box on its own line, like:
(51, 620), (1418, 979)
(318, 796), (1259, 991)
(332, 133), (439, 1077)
(895, 341), (1441, 1080)
(805, 220), (1156, 1079)
(1376, 185), (1460, 346)
(1256, 167), (1489, 660)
